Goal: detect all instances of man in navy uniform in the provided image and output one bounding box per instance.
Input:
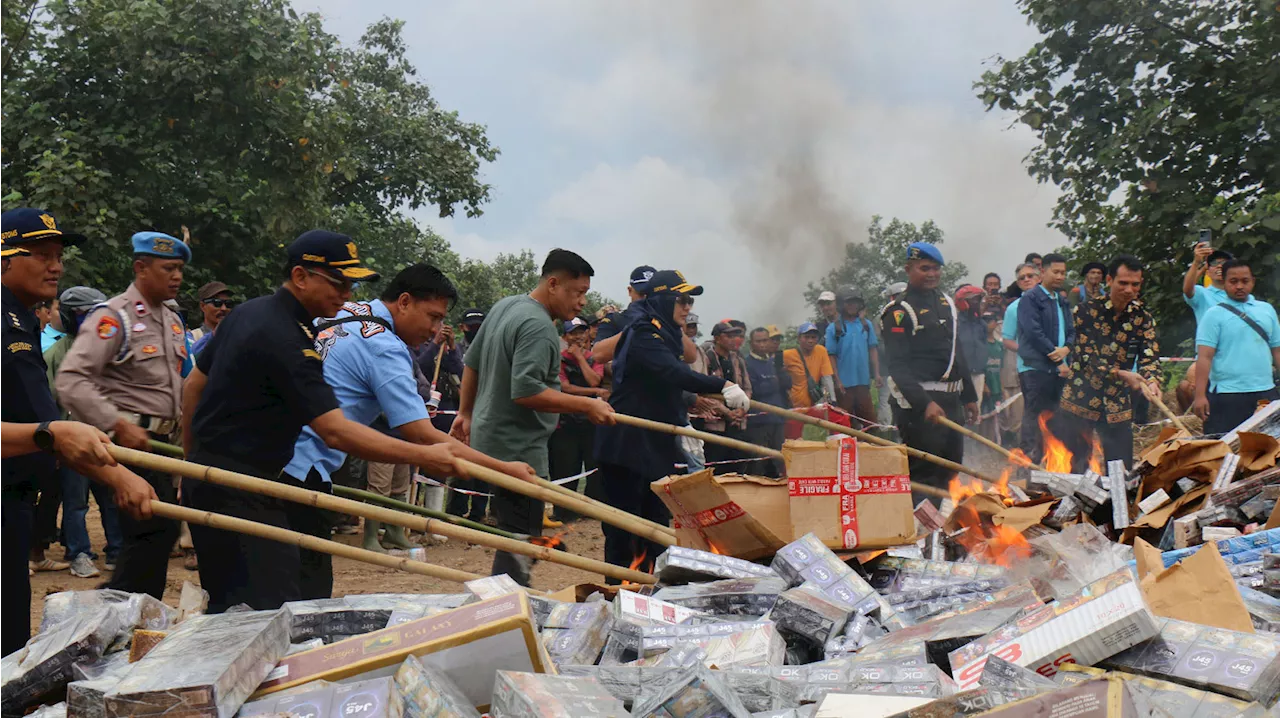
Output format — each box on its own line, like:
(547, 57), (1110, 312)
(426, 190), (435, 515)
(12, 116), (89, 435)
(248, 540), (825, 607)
(881, 242), (980, 502)
(2, 208), (155, 652)
(180, 230), (475, 612)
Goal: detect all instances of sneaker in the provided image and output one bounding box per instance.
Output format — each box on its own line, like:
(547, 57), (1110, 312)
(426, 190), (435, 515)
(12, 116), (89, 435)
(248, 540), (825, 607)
(69, 554), (101, 578)
(30, 557), (70, 572)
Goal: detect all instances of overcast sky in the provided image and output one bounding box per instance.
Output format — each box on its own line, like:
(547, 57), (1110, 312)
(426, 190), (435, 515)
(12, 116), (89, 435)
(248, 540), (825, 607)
(302, 0), (1063, 325)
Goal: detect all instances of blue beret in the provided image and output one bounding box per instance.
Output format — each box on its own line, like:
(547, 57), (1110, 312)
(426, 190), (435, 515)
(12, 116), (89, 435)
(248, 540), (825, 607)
(132, 231), (191, 262)
(906, 242), (944, 265)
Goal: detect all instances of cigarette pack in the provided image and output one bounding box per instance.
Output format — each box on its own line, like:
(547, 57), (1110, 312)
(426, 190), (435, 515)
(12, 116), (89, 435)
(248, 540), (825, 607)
(490, 671), (628, 718)
(555, 665), (681, 710)
(1203, 526), (1242, 541)
(638, 621), (773, 658)
(242, 680), (335, 718)
(104, 609), (290, 718)
(540, 602), (613, 668)
(1210, 454), (1241, 495)
(699, 621), (786, 670)
(1241, 494), (1275, 520)
(38, 589), (174, 637)
(915, 500), (945, 533)
(65, 651), (132, 718)
(1120, 672), (1264, 718)
(1173, 517), (1200, 549)
(768, 584), (852, 648)
(771, 533), (867, 592)
(631, 663), (752, 718)
(783, 439), (915, 550)
(1107, 461), (1131, 529)
(1137, 489), (1171, 515)
(1103, 617), (1280, 704)
(253, 593), (551, 710)
(975, 655), (1057, 692)
(651, 546), (778, 584)
(331, 676), (404, 718)
(394, 654), (482, 718)
(1044, 496), (1083, 529)
(948, 570), (1158, 690)
(716, 669), (798, 712)
(283, 593), (472, 643)
(613, 590), (704, 626)
(651, 577), (788, 616)
(2, 606), (122, 715)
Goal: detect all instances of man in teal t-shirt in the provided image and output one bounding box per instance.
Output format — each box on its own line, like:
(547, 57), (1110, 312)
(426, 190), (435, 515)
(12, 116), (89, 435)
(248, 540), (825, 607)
(452, 249), (615, 585)
(1183, 244), (1251, 323)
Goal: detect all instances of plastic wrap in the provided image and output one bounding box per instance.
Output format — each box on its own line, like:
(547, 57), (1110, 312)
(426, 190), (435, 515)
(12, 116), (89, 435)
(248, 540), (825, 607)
(2, 605), (122, 715)
(284, 593), (471, 641)
(104, 609), (290, 718)
(540, 602), (613, 668)
(395, 655), (480, 718)
(66, 652), (133, 718)
(652, 577), (788, 617)
(640, 620), (774, 658)
(631, 663), (752, 718)
(489, 671), (629, 717)
(653, 546), (780, 584)
(556, 665), (680, 710)
(39, 590), (174, 637)
(768, 584), (853, 649)
(716, 668), (799, 713)
(1019, 524), (1130, 600)
(26, 703), (68, 718)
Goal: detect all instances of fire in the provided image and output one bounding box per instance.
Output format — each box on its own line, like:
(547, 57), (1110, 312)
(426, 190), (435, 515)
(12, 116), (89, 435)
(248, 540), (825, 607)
(707, 541), (723, 555)
(1037, 412), (1073, 473)
(949, 475), (987, 504)
(1088, 435), (1104, 475)
(986, 524), (1032, 565)
(529, 525), (573, 550)
(946, 497), (1032, 568)
(1008, 449), (1036, 470)
(629, 547), (648, 573)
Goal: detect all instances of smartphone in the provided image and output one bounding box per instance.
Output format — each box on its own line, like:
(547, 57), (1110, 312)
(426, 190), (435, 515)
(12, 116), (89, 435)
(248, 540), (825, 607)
(1197, 229), (1212, 246)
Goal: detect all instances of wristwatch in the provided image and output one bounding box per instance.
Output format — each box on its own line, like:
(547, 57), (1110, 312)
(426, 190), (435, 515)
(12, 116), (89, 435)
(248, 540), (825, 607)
(34, 421), (56, 453)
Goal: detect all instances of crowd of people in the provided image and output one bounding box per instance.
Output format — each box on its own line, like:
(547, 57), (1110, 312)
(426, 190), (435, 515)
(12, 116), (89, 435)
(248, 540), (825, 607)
(3, 206), (1278, 656)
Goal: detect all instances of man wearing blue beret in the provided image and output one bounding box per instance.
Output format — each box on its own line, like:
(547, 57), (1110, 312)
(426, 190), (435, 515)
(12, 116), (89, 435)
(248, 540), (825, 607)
(881, 242), (980, 503)
(56, 230), (190, 598)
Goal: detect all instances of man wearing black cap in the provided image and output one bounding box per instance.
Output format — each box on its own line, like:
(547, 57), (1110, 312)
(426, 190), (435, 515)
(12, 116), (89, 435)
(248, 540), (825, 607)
(457, 307), (485, 357)
(190, 280), (235, 356)
(881, 242), (979, 503)
(179, 230), (474, 611)
(2, 208), (156, 653)
(1069, 262), (1106, 308)
(1184, 242), (1245, 324)
(590, 265), (654, 360)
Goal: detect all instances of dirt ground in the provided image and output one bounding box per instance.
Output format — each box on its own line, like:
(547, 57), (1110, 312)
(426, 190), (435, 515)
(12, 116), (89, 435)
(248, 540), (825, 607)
(29, 504), (607, 633)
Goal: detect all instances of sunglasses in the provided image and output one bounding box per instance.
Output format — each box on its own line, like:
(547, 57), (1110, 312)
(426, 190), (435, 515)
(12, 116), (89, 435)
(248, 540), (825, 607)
(202, 298), (237, 309)
(1017, 273), (1038, 281)
(677, 297), (695, 307)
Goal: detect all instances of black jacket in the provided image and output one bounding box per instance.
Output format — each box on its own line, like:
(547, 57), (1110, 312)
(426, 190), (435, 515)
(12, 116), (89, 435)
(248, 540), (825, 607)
(1016, 286), (1076, 374)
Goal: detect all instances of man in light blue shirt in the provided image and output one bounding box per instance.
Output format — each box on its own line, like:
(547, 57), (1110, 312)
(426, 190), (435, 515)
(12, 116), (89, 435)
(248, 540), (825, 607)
(1183, 245), (1241, 323)
(282, 264), (538, 596)
(1192, 259), (1280, 435)
(826, 291), (880, 424)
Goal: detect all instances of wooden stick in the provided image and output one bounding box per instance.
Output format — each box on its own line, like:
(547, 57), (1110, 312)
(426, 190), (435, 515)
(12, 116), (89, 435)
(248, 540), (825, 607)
(112, 446), (656, 584)
(456, 458), (676, 547)
(149, 500), (486, 586)
(1147, 390), (1193, 435)
(748, 400), (1003, 486)
(933, 416), (1046, 472)
(611, 413), (784, 459)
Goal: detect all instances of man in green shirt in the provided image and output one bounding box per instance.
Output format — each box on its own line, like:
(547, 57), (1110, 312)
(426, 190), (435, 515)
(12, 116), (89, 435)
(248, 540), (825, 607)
(451, 248), (615, 586)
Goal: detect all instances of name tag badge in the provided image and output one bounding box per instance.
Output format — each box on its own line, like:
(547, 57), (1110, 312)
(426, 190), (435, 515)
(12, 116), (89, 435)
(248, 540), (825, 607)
(133, 322), (147, 333)
(141, 344), (158, 355)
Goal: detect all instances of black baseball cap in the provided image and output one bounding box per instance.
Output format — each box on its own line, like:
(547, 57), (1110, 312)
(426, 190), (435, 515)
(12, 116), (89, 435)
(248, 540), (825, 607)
(1, 208), (86, 257)
(1207, 249), (1234, 265)
(461, 307), (485, 325)
(711, 322), (744, 337)
(198, 281), (232, 301)
(286, 230), (380, 281)
(630, 265), (657, 294)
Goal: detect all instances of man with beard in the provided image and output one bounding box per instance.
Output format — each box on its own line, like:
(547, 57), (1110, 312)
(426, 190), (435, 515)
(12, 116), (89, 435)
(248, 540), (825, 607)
(58, 232), (192, 598)
(881, 242), (979, 503)
(190, 281), (236, 356)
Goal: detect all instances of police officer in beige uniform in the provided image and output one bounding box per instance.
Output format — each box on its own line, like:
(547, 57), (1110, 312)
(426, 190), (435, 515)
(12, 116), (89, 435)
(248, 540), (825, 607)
(56, 231), (188, 598)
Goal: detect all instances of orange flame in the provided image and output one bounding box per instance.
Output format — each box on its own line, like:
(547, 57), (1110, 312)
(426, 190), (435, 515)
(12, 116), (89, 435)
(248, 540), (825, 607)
(1037, 412), (1073, 473)
(946, 496), (1032, 568)
(529, 525), (573, 550)
(629, 547), (648, 573)
(1008, 449), (1036, 470)
(1088, 435), (1104, 475)
(949, 469), (1015, 507)
(986, 524), (1032, 565)
(707, 541), (723, 555)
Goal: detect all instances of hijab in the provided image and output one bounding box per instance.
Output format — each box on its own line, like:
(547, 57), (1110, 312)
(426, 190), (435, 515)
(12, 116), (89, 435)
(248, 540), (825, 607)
(611, 291), (686, 385)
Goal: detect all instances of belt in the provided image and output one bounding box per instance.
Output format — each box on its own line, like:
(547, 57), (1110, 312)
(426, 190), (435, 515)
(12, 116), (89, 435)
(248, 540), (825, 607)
(920, 380), (963, 393)
(119, 411), (177, 436)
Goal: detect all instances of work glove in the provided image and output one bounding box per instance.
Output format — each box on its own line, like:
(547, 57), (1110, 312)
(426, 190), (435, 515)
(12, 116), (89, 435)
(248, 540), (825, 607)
(680, 433), (705, 463)
(722, 382), (750, 411)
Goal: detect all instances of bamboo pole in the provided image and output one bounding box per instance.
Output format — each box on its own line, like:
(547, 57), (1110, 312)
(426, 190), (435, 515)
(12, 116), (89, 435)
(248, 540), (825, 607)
(1146, 390), (1193, 435)
(332, 485), (517, 540)
(531, 473), (675, 540)
(456, 458), (676, 547)
(748, 400), (1003, 486)
(611, 413), (784, 459)
(149, 500), (485, 586)
(113, 446), (656, 584)
(933, 416), (1046, 472)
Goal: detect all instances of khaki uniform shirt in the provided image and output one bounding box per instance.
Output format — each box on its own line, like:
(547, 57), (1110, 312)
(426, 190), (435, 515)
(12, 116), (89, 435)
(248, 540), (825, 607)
(56, 283), (185, 431)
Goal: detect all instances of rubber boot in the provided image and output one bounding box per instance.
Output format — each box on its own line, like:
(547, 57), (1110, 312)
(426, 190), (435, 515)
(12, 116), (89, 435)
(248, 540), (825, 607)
(380, 495), (417, 549)
(361, 519), (386, 553)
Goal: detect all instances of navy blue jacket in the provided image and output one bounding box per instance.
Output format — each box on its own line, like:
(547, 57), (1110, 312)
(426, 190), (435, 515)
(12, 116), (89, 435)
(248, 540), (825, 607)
(1017, 286), (1076, 374)
(745, 353), (788, 427)
(2, 285), (59, 497)
(595, 318), (726, 478)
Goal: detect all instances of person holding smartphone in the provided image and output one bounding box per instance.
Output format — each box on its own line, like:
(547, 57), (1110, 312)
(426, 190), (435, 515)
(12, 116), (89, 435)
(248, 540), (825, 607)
(1183, 236), (1241, 324)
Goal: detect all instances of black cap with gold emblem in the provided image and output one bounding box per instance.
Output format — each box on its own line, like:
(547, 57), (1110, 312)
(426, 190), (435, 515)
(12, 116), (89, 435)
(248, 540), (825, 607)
(1, 208), (86, 257)
(645, 269), (703, 297)
(286, 229), (380, 282)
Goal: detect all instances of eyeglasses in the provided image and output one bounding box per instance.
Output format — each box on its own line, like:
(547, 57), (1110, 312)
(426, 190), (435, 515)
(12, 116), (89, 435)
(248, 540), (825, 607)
(202, 298), (237, 309)
(677, 297), (695, 307)
(306, 268), (353, 291)
(1017, 273), (1038, 281)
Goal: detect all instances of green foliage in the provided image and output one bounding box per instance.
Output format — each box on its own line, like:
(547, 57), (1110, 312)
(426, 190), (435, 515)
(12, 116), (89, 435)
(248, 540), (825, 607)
(804, 216), (970, 317)
(975, 0), (1279, 349)
(1, 0), (498, 304)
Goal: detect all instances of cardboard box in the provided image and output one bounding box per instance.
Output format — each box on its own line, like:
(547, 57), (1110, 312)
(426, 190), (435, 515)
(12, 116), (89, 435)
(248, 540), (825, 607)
(489, 671), (628, 718)
(252, 593), (551, 710)
(650, 470), (790, 560)
(783, 439), (914, 550)
(948, 570), (1158, 690)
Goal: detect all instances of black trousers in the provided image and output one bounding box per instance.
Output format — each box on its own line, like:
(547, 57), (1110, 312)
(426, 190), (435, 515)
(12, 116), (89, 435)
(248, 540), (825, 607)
(548, 421), (596, 521)
(283, 470), (334, 601)
(596, 461), (671, 585)
(743, 424), (785, 477)
(32, 468), (62, 551)
(1055, 412), (1134, 473)
(1205, 389), (1279, 436)
(893, 392), (964, 505)
(2, 495), (34, 655)
(490, 485), (543, 587)
(1019, 370), (1065, 463)
(106, 465), (177, 600)
(184, 450), (299, 613)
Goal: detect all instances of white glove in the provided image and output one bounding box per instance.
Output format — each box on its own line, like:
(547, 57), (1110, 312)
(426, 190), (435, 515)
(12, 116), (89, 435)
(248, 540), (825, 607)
(722, 382), (750, 411)
(680, 433), (705, 462)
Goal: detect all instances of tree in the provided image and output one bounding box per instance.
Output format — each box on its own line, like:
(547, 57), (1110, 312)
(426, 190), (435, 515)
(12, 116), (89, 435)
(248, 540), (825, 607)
(975, 0), (1279, 347)
(1, 0), (498, 301)
(805, 216), (970, 318)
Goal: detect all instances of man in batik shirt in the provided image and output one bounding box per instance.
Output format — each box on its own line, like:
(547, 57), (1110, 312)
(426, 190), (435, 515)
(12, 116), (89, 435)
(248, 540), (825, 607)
(1056, 255), (1160, 472)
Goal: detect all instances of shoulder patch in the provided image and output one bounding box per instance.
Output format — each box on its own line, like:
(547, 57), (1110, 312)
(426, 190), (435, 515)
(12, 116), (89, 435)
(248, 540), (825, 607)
(302, 348), (322, 360)
(651, 318), (662, 329)
(7, 341), (32, 353)
(97, 315), (121, 339)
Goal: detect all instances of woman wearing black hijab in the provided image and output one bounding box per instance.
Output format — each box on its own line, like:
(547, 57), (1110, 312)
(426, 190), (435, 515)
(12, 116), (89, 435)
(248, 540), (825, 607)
(593, 270), (749, 577)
